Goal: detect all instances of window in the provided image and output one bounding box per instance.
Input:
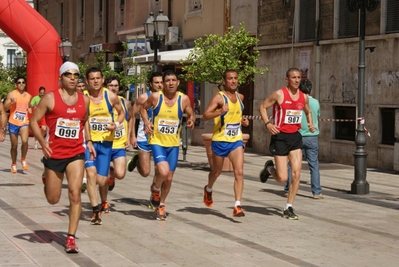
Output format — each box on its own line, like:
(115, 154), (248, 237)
(115, 0), (125, 28)
(338, 0), (358, 38)
(299, 0), (316, 42)
(94, 0), (103, 35)
(386, 0), (399, 33)
(334, 106), (356, 141)
(186, 0), (202, 17)
(380, 108), (395, 145)
(7, 49), (16, 68)
(76, 0), (85, 38)
(59, 2), (64, 37)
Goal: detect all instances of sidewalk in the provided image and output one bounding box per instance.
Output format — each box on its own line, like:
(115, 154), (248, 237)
(0, 137), (398, 267)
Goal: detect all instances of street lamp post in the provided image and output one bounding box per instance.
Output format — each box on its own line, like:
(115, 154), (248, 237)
(347, 0), (379, 194)
(144, 10), (170, 72)
(58, 38), (73, 63)
(15, 51), (24, 67)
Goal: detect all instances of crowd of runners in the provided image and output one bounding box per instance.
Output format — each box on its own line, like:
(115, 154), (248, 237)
(3, 64), (323, 254)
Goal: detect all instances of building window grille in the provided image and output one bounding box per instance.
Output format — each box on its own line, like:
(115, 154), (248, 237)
(386, 0), (399, 33)
(380, 108), (395, 145)
(299, 0), (316, 42)
(338, 0), (358, 38)
(334, 106), (356, 141)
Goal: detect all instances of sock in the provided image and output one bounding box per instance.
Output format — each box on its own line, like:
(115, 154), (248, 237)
(160, 202), (165, 206)
(285, 203), (293, 209)
(153, 186), (161, 191)
(67, 234), (75, 238)
(267, 166), (273, 172)
(93, 205), (100, 212)
(234, 201), (241, 207)
(206, 186), (212, 193)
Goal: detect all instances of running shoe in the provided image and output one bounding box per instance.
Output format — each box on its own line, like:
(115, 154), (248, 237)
(64, 236), (79, 253)
(81, 178), (87, 192)
(127, 152), (139, 172)
(21, 159), (28, 170)
(101, 202), (110, 213)
(233, 205), (245, 217)
(259, 160), (274, 183)
(313, 194), (324, 199)
(150, 186), (160, 208)
(34, 141), (38, 150)
(42, 172), (46, 185)
(108, 177), (115, 191)
(90, 211), (102, 225)
(283, 206), (299, 220)
(11, 164), (17, 174)
(156, 205), (166, 221)
(203, 185), (213, 207)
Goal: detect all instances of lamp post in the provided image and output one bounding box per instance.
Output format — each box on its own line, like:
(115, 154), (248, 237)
(58, 38), (73, 63)
(15, 51), (24, 67)
(144, 10), (170, 72)
(347, 0), (379, 194)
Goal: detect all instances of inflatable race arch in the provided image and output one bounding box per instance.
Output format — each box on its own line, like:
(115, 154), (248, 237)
(0, 0), (62, 95)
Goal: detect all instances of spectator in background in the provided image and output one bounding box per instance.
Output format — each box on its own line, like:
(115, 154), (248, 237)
(29, 86), (46, 150)
(284, 79), (323, 199)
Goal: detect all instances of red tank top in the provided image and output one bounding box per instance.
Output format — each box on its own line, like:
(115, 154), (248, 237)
(45, 89), (86, 159)
(273, 87), (305, 133)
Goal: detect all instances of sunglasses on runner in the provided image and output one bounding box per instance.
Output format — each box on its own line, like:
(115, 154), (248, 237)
(17, 81), (25, 84)
(62, 72), (80, 79)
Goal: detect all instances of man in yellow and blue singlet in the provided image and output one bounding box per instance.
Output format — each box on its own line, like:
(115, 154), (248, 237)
(101, 76), (131, 213)
(202, 70), (249, 217)
(141, 70), (195, 221)
(84, 67), (125, 225)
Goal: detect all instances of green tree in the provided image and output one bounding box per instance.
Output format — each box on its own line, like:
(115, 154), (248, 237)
(0, 54), (27, 99)
(180, 23), (268, 88)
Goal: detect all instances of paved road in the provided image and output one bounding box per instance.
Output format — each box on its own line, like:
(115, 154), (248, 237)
(0, 137), (398, 266)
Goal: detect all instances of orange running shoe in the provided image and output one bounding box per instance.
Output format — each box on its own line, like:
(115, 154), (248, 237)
(150, 186), (160, 208)
(101, 202), (110, 213)
(108, 177), (115, 191)
(233, 205), (245, 217)
(156, 205), (166, 221)
(11, 164), (17, 174)
(203, 185), (213, 207)
(21, 159), (28, 170)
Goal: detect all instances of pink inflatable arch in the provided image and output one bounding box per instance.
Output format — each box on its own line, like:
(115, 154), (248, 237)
(0, 0), (62, 95)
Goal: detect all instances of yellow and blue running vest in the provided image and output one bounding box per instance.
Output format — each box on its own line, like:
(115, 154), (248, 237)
(86, 88), (114, 142)
(212, 91), (244, 142)
(112, 96), (129, 149)
(149, 91), (183, 147)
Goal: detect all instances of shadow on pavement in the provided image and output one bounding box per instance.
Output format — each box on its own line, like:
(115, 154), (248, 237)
(176, 206), (242, 223)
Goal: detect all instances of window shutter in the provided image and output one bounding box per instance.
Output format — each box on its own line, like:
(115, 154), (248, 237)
(386, 0), (399, 33)
(338, 0), (358, 38)
(299, 0), (316, 42)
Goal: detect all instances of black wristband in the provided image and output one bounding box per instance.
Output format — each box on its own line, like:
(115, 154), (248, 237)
(265, 121), (271, 127)
(87, 140), (93, 143)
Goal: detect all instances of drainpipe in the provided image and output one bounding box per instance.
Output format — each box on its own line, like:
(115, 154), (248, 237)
(105, 0), (109, 63)
(315, 0), (320, 100)
(224, 0), (230, 34)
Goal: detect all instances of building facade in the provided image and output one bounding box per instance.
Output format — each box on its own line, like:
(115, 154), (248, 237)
(254, 0), (399, 170)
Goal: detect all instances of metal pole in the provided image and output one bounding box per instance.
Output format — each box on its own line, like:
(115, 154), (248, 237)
(153, 31), (159, 73)
(181, 122), (188, 162)
(352, 3), (369, 194)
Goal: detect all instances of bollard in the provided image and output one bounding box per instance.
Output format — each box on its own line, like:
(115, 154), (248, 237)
(181, 121), (188, 162)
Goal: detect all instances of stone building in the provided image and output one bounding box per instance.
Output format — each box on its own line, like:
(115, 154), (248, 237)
(254, 0), (399, 170)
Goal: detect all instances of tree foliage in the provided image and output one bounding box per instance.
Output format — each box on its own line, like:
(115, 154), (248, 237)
(78, 42), (149, 95)
(180, 23), (268, 87)
(0, 54), (26, 99)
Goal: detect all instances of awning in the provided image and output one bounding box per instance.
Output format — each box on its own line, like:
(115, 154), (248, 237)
(131, 48), (193, 65)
